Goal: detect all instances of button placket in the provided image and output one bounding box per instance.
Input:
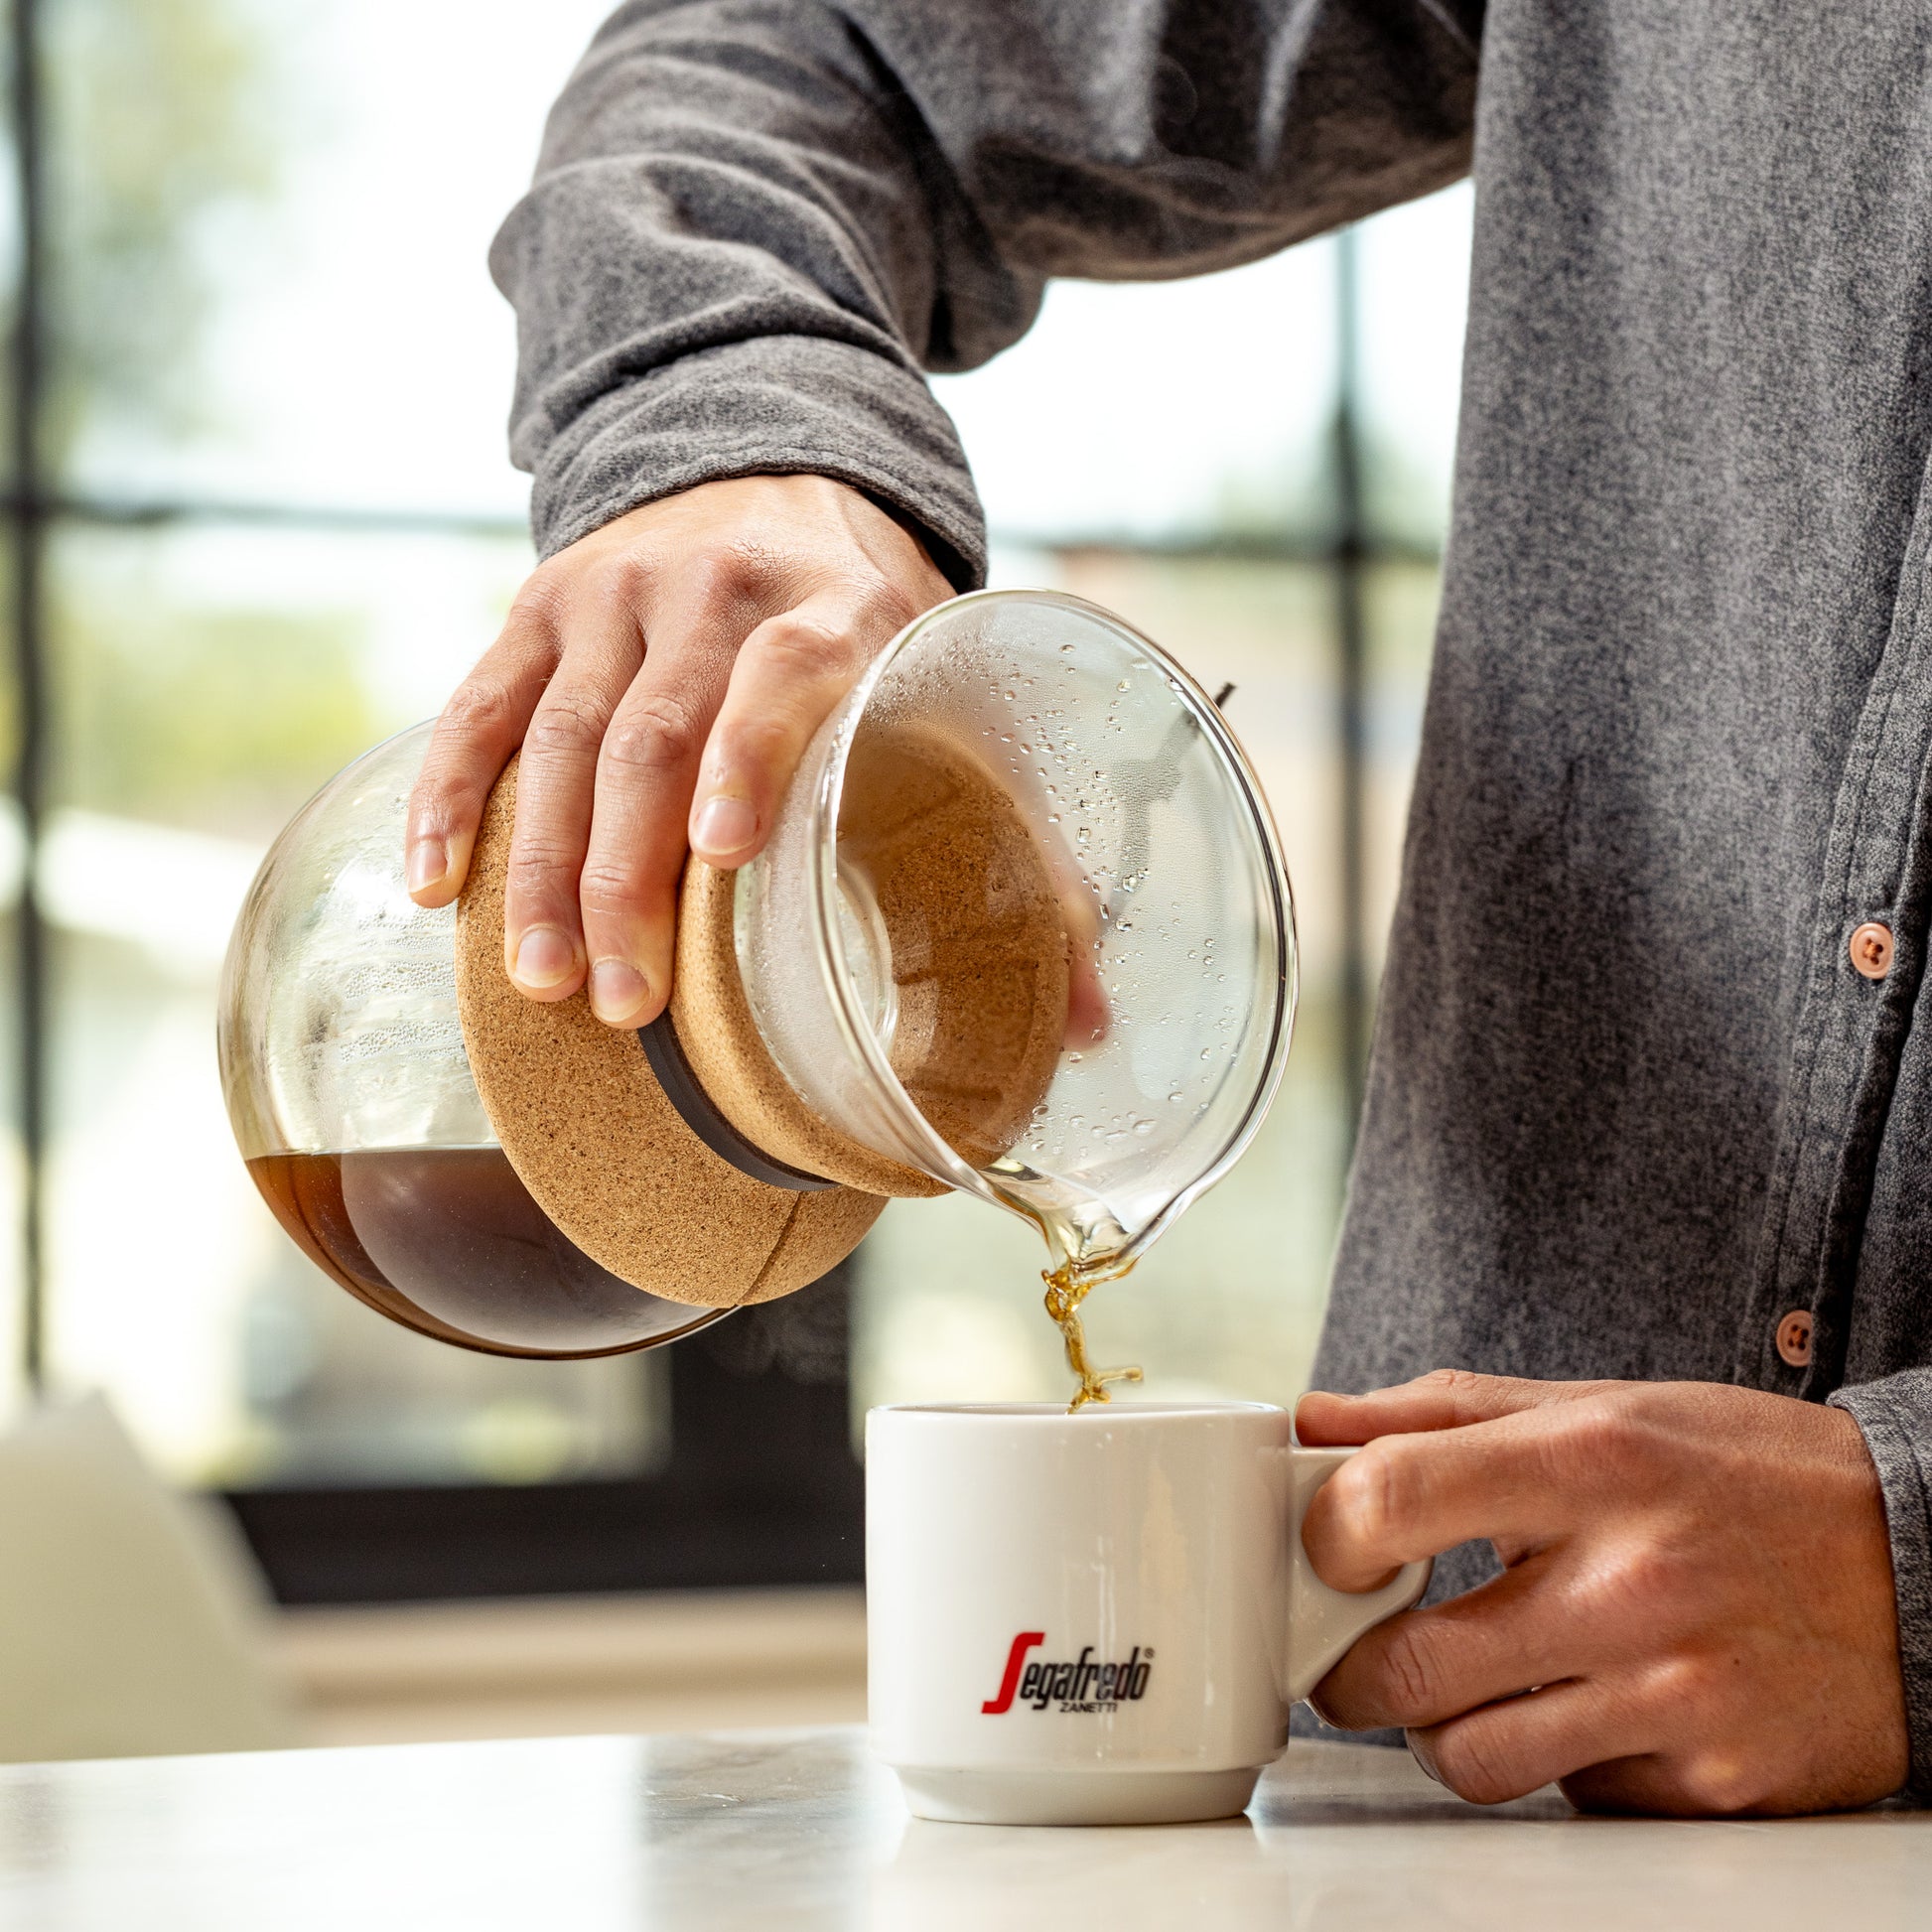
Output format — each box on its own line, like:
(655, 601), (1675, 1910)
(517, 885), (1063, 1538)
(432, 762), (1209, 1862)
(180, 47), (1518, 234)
(1739, 492), (1932, 1394)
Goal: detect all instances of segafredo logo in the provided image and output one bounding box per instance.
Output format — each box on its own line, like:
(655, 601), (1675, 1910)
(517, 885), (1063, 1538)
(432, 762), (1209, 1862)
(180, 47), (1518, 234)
(981, 1632), (1155, 1715)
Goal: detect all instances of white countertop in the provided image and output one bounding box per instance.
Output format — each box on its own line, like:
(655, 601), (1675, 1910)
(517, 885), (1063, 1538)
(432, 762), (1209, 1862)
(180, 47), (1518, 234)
(0, 1725), (1921, 1930)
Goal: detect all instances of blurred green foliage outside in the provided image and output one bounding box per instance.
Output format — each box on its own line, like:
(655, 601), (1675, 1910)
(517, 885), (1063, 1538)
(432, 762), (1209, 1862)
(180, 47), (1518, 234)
(41, 0), (378, 833)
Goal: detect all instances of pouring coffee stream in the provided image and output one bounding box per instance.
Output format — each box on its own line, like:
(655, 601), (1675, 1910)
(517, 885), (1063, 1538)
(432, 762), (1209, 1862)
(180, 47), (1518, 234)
(218, 591), (1296, 1406)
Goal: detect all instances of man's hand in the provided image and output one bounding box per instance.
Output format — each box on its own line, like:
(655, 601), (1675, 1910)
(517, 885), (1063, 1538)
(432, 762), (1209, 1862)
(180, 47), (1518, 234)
(404, 476), (952, 1027)
(1297, 1371), (1908, 1815)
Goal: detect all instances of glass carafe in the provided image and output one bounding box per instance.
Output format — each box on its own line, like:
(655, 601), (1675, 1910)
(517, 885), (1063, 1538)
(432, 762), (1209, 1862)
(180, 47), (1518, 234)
(218, 590), (1295, 1357)
(219, 726), (728, 1359)
(737, 589), (1295, 1276)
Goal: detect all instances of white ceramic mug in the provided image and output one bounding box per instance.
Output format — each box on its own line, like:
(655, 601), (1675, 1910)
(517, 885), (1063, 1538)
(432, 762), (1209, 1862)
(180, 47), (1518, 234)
(866, 1401), (1432, 1827)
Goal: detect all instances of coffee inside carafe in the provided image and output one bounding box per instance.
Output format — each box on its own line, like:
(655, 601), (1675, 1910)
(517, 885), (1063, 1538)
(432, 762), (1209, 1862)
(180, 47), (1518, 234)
(246, 1148), (721, 1358)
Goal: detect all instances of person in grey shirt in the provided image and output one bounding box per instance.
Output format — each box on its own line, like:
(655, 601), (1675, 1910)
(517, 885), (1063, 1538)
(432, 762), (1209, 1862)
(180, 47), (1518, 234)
(405, 0), (1931, 1813)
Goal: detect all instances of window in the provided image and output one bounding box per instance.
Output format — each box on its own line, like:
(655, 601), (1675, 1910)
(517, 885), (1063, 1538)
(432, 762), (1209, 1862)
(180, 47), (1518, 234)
(2, 0), (1467, 1600)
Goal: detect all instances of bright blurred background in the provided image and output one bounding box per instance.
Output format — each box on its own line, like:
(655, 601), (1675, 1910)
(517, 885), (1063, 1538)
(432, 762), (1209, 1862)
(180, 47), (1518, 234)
(0, 0), (1468, 1751)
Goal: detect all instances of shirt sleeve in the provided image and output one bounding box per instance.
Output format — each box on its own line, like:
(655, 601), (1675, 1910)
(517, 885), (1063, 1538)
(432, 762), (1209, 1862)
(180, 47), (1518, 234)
(1830, 1369), (1932, 1798)
(489, 0), (1481, 576)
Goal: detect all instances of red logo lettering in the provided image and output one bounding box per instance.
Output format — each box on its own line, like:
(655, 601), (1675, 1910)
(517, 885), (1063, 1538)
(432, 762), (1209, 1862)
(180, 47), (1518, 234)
(981, 1631), (1046, 1714)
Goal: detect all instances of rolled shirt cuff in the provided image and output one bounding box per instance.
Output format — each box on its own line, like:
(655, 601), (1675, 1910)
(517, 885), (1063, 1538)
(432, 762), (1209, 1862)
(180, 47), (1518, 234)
(1831, 1366), (1932, 1801)
(521, 335), (987, 591)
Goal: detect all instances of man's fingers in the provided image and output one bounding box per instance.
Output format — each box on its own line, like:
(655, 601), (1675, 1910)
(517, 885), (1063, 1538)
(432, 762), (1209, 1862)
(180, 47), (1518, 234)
(405, 597), (562, 907)
(578, 643), (735, 1027)
(1309, 1555), (1577, 1731)
(1297, 1369), (1623, 1447)
(409, 479), (953, 1022)
(1051, 856), (1110, 1047)
(1301, 1409), (1606, 1590)
(501, 594), (646, 1002)
(1557, 1744), (1773, 1818)
(1408, 1676), (1649, 1808)
(1415, 1665), (1795, 1814)
(688, 585), (921, 867)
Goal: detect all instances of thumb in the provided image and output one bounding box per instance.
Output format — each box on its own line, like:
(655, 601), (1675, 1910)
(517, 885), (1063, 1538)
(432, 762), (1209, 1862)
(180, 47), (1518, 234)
(1297, 1369), (1622, 1445)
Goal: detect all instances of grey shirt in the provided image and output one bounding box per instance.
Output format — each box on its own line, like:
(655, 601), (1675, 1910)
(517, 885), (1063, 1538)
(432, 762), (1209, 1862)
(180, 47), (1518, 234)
(496, 0), (1932, 1795)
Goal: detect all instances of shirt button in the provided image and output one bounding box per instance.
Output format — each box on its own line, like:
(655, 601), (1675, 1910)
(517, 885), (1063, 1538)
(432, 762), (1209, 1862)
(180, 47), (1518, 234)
(1850, 922), (1894, 980)
(1776, 1310), (1814, 1368)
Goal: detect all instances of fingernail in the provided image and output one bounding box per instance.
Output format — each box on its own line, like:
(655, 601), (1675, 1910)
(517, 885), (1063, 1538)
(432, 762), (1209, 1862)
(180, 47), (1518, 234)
(590, 957), (650, 1025)
(406, 837), (448, 897)
(692, 795), (758, 859)
(511, 926), (578, 991)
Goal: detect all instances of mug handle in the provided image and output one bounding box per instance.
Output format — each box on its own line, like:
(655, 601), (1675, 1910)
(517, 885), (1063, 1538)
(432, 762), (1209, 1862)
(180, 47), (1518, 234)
(1284, 1445), (1434, 1706)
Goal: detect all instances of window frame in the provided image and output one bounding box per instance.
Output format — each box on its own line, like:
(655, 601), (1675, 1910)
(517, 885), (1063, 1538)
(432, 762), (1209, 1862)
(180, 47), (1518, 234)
(5, 0), (1389, 1604)
(223, 1271), (866, 1603)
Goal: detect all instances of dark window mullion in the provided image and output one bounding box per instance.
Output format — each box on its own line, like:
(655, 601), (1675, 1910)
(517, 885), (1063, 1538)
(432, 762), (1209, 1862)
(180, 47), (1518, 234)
(11, 0), (50, 1395)
(1332, 224), (1371, 1149)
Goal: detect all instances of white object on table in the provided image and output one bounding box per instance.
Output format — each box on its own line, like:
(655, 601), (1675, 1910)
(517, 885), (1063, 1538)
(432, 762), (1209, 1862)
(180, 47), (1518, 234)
(0, 1392), (294, 1764)
(867, 1402), (1430, 1825)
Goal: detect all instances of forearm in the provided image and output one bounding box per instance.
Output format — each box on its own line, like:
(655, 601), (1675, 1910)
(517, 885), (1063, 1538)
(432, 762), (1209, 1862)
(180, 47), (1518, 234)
(492, 0), (994, 571)
(494, 0), (1482, 562)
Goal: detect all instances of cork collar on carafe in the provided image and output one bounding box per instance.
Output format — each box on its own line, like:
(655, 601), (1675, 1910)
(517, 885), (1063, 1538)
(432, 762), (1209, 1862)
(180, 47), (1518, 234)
(454, 758), (885, 1310)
